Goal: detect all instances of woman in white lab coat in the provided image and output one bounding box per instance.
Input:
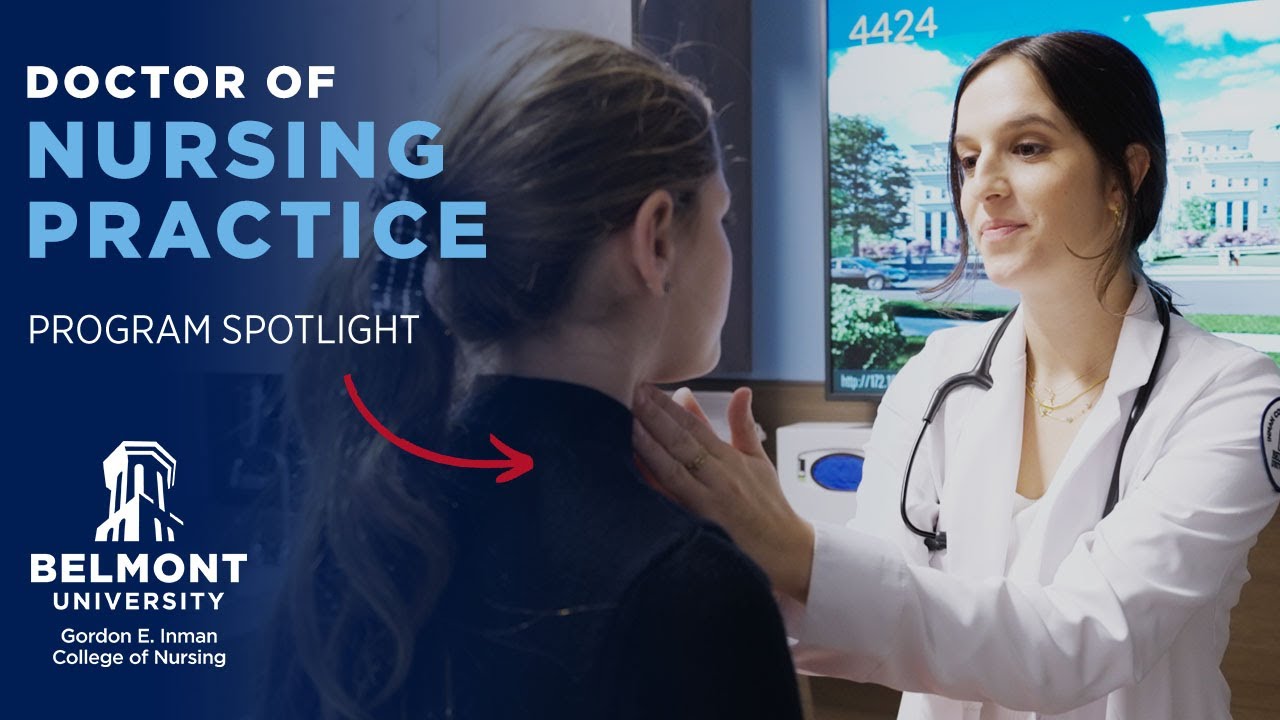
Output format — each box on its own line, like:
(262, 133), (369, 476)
(631, 31), (1280, 719)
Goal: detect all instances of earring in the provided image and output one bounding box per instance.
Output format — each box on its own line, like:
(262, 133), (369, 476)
(1110, 205), (1122, 230)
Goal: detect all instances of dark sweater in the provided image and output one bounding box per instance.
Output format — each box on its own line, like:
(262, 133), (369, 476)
(414, 374), (804, 719)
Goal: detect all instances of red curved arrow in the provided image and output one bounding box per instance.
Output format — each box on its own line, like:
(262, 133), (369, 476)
(344, 373), (534, 484)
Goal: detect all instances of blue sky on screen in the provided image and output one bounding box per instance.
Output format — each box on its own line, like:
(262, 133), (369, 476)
(827, 0), (1280, 153)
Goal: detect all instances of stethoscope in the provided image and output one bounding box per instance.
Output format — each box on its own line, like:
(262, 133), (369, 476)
(900, 285), (1176, 552)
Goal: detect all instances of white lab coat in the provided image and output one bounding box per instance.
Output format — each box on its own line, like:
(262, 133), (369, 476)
(783, 283), (1280, 719)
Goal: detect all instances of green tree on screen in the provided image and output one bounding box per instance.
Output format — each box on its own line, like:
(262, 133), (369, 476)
(1176, 197), (1213, 232)
(829, 114), (913, 256)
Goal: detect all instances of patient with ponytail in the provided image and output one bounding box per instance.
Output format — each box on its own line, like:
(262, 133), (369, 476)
(264, 29), (803, 720)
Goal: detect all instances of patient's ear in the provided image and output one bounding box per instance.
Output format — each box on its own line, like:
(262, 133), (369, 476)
(625, 189), (676, 296)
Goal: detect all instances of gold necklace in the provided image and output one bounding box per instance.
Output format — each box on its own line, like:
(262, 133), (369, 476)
(1026, 354), (1108, 400)
(1026, 374), (1108, 421)
(1031, 392), (1097, 424)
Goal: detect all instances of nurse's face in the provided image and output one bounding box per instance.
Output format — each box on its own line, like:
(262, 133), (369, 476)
(953, 57), (1117, 293)
(652, 170), (733, 381)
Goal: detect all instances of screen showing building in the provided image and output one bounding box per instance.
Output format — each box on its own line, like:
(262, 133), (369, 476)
(826, 0), (1280, 398)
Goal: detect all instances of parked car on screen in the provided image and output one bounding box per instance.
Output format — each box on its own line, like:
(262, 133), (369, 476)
(830, 256), (909, 290)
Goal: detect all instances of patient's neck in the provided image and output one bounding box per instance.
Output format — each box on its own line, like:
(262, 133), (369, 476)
(490, 324), (640, 410)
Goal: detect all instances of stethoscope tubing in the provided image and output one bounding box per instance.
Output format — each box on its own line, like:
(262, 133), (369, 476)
(900, 286), (1173, 552)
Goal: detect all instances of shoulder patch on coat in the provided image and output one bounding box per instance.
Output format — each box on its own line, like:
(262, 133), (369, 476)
(1263, 397), (1280, 493)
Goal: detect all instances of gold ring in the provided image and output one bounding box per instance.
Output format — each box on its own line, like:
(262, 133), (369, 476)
(684, 449), (709, 473)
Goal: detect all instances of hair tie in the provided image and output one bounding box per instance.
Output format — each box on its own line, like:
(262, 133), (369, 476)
(368, 171), (431, 316)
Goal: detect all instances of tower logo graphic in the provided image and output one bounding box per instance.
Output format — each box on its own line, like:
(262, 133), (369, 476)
(95, 441), (183, 542)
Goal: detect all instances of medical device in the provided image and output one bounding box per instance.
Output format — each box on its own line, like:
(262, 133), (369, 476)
(901, 285), (1175, 551)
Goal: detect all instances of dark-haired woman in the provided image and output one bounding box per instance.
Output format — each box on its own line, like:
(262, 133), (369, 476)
(266, 29), (803, 720)
(633, 31), (1280, 720)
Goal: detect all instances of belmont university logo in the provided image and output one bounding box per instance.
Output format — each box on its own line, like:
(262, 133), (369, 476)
(96, 441), (183, 542)
(32, 441), (243, 670)
(30, 439), (246, 614)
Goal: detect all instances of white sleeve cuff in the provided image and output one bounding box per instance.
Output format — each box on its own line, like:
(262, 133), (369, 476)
(789, 521), (908, 678)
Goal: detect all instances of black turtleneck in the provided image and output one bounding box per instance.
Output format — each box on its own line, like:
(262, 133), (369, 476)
(413, 375), (803, 719)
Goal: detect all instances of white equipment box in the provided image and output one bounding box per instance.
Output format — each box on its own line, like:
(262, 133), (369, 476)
(775, 422), (873, 526)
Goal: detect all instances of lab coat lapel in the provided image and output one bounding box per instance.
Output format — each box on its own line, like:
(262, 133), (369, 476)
(1024, 283), (1164, 583)
(939, 309), (1027, 580)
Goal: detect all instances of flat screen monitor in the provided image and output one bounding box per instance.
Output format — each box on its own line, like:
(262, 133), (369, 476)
(824, 0), (1280, 399)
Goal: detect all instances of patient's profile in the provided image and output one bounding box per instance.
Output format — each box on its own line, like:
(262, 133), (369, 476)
(265, 28), (803, 720)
